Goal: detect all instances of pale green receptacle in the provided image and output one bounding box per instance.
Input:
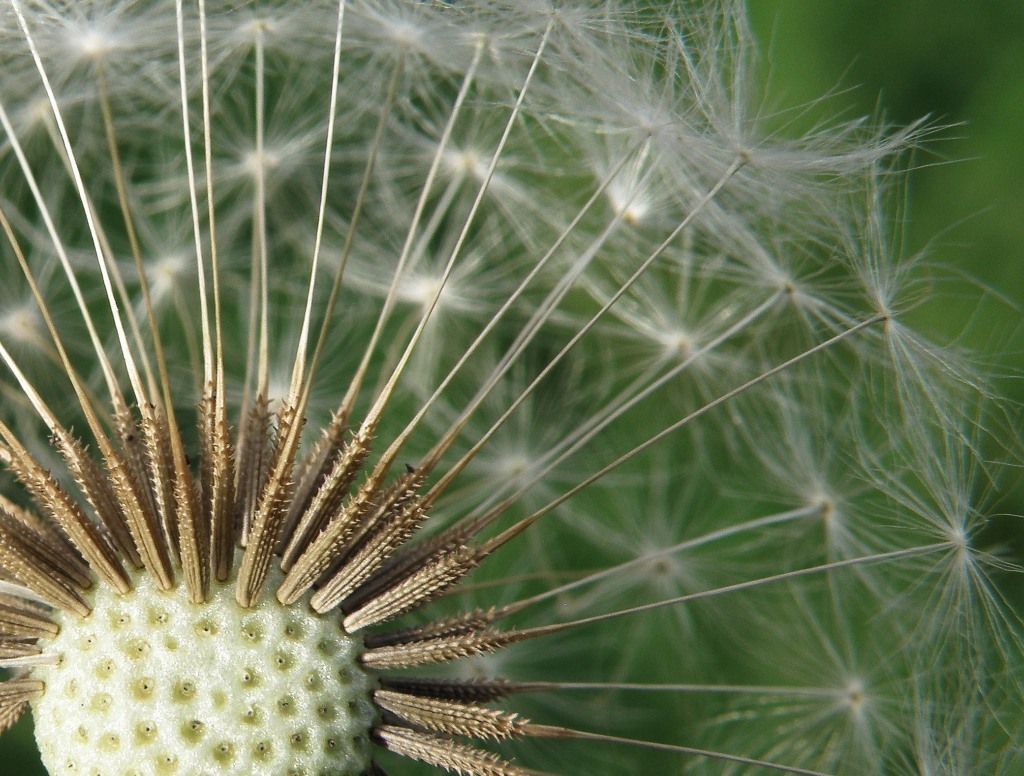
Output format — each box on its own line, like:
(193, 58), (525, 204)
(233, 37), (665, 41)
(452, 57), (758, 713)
(32, 565), (377, 776)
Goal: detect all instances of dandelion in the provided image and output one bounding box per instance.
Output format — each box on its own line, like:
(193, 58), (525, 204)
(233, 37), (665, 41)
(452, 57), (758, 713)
(0, 2), (1020, 776)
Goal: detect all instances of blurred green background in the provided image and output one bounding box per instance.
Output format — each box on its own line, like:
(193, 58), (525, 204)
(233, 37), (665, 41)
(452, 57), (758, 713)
(2, 1), (1022, 771)
(746, 1), (1023, 379)
(745, 0), (1024, 601)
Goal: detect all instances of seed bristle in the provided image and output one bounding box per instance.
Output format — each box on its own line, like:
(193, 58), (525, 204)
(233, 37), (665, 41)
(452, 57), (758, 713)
(236, 402), (302, 607)
(0, 432), (130, 595)
(374, 724), (527, 776)
(0, 641), (42, 660)
(0, 601), (58, 639)
(0, 700), (30, 736)
(111, 403), (162, 534)
(277, 462), (385, 605)
(309, 468), (428, 613)
(200, 382), (237, 583)
(375, 689), (528, 741)
(234, 393), (273, 544)
(0, 512), (90, 617)
(361, 627), (515, 670)
(341, 545), (483, 629)
(377, 676), (521, 704)
(365, 608), (499, 650)
(53, 431), (140, 569)
(280, 424), (370, 571)
(346, 521), (478, 612)
(281, 410), (352, 531)
(0, 502), (91, 587)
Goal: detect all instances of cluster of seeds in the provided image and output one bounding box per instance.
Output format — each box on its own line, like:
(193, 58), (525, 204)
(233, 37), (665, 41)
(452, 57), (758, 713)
(0, 1), (1018, 775)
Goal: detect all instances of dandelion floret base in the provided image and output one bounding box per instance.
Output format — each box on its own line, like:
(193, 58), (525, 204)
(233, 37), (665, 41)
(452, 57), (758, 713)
(31, 567), (376, 776)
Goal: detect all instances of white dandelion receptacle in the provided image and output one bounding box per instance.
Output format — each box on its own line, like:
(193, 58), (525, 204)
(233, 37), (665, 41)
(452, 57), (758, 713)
(32, 565), (376, 775)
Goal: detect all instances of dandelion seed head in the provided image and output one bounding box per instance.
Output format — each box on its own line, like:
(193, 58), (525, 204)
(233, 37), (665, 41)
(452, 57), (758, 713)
(146, 253), (190, 302)
(947, 525), (969, 554)
(398, 273), (449, 311)
(240, 147), (279, 179)
(606, 180), (650, 226)
(840, 678), (868, 715)
(264, 372), (291, 414)
(488, 450), (533, 484)
(443, 146), (489, 184)
(0, 1), (1018, 774)
(236, 15), (276, 41)
(71, 27), (117, 62)
(379, 17), (419, 50)
(0, 304), (41, 347)
(41, 4), (127, 67)
(656, 326), (695, 360)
